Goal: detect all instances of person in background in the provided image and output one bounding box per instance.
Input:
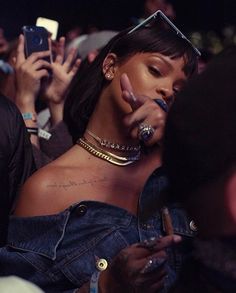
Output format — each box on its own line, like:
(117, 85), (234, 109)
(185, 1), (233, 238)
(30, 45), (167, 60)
(66, 30), (118, 61)
(197, 48), (213, 73)
(0, 28), (9, 56)
(0, 93), (35, 246)
(143, 0), (176, 20)
(163, 46), (236, 292)
(14, 35), (80, 168)
(0, 34), (16, 102)
(131, 0), (176, 26)
(0, 11), (199, 292)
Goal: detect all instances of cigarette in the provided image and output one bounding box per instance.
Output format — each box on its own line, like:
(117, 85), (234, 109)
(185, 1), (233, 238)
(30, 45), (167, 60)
(162, 207), (174, 235)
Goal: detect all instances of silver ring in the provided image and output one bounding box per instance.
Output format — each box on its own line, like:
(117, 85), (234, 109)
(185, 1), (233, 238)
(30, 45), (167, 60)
(141, 257), (166, 274)
(138, 123), (155, 142)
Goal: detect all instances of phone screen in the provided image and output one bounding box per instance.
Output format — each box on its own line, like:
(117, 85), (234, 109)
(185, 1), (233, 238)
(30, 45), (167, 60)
(36, 17), (59, 41)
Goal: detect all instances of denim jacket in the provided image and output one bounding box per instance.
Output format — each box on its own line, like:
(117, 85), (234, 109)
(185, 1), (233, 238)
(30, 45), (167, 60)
(0, 168), (196, 292)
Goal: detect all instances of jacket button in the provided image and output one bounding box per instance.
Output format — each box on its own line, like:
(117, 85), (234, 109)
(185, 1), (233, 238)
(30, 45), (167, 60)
(96, 258), (108, 271)
(189, 220), (198, 232)
(76, 204), (87, 216)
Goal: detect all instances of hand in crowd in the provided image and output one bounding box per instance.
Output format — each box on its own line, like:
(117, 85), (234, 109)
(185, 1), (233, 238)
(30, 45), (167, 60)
(14, 34), (51, 110)
(99, 235), (182, 293)
(120, 73), (168, 147)
(41, 36), (81, 104)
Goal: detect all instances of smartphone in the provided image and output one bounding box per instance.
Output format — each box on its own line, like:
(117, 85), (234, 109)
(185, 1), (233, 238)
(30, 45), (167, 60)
(36, 17), (59, 41)
(22, 25), (50, 62)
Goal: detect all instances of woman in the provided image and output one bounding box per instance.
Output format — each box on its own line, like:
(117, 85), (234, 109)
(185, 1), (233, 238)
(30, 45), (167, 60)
(0, 11), (199, 292)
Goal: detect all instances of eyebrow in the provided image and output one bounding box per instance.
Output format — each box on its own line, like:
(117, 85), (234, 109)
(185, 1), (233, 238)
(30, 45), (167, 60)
(148, 54), (173, 70)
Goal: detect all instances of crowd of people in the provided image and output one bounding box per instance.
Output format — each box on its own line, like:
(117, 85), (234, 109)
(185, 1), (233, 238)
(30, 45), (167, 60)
(0, 1), (235, 292)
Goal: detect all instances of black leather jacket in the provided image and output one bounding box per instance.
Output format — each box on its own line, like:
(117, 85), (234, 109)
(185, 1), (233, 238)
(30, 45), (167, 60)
(0, 94), (35, 246)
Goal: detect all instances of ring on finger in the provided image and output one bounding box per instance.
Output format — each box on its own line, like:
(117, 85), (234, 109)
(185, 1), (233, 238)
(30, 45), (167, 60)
(140, 257), (166, 274)
(138, 123), (155, 142)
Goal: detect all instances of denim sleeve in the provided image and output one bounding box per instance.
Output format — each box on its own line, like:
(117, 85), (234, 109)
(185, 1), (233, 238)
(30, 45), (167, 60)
(0, 247), (52, 285)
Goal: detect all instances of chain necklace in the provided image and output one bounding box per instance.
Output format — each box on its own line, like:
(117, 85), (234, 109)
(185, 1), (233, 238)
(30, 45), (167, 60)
(86, 130), (141, 152)
(77, 137), (141, 166)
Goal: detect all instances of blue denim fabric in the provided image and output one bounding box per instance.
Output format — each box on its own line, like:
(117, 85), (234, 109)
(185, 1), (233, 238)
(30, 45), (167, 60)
(0, 168), (195, 292)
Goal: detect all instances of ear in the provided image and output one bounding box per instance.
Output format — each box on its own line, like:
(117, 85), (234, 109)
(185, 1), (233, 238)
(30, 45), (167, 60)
(225, 172), (236, 227)
(102, 53), (117, 81)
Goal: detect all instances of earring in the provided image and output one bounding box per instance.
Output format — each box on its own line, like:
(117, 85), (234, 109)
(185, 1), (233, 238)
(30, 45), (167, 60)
(105, 73), (113, 80)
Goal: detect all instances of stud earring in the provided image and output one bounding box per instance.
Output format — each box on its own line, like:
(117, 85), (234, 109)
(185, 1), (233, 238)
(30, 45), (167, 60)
(105, 73), (113, 80)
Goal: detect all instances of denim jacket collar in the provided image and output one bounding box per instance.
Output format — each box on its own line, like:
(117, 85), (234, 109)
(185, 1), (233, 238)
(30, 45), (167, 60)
(7, 201), (134, 260)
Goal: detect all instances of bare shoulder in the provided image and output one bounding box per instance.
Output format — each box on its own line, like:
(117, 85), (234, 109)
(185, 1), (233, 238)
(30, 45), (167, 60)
(14, 162), (72, 217)
(14, 146), (85, 217)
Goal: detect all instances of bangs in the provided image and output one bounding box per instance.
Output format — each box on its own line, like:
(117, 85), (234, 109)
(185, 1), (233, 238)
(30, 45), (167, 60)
(111, 27), (198, 77)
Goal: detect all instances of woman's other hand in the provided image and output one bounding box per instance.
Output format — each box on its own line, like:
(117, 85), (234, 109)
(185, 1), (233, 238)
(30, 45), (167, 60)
(99, 235), (181, 293)
(120, 73), (168, 147)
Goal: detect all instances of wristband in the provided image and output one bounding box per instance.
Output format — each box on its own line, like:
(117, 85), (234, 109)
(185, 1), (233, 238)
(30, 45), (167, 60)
(38, 129), (52, 140)
(90, 271), (100, 293)
(27, 127), (38, 136)
(22, 112), (37, 122)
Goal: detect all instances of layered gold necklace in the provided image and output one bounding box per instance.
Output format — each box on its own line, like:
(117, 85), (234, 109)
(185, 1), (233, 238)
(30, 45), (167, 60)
(86, 130), (141, 152)
(77, 137), (141, 166)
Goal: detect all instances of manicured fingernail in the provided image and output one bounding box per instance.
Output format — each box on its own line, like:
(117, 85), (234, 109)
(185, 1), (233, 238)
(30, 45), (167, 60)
(129, 91), (136, 102)
(154, 99), (169, 112)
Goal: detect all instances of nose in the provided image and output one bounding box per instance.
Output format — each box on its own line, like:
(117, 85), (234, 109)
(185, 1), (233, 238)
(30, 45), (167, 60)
(156, 84), (174, 105)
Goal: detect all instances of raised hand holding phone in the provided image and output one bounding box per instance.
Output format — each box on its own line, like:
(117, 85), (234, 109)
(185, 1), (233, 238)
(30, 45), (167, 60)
(14, 34), (51, 108)
(14, 33), (52, 146)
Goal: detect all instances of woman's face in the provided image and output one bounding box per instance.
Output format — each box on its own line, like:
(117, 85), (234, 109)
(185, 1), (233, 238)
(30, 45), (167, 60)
(108, 52), (188, 113)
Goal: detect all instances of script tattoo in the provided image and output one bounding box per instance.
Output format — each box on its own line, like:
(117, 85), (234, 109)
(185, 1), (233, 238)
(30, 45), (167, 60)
(47, 176), (108, 191)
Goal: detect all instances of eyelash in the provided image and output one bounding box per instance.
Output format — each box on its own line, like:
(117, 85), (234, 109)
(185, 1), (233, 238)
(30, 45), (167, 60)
(173, 88), (179, 95)
(149, 66), (162, 77)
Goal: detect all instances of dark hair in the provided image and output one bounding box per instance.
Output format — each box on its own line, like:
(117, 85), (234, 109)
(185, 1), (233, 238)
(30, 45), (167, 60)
(163, 45), (236, 202)
(64, 24), (198, 143)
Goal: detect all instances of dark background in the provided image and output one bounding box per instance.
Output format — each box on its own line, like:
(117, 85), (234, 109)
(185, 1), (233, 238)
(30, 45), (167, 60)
(0, 0), (236, 40)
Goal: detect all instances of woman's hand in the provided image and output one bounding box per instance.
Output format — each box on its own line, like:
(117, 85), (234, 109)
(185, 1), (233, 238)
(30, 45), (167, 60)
(99, 235), (181, 293)
(41, 37), (81, 104)
(120, 73), (168, 147)
(14, 34), (51, 109)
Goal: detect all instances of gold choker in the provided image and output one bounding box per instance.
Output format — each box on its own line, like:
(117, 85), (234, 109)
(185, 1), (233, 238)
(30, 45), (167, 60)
(77, 137), (141, 166)
(86, 130), (141, 152)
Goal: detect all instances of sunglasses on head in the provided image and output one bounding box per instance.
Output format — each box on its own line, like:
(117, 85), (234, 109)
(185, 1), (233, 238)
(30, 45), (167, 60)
(128, 10), (201, 57)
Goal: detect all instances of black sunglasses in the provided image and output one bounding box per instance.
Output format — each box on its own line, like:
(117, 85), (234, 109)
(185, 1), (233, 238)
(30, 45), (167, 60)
(128, 10), (201, 57)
